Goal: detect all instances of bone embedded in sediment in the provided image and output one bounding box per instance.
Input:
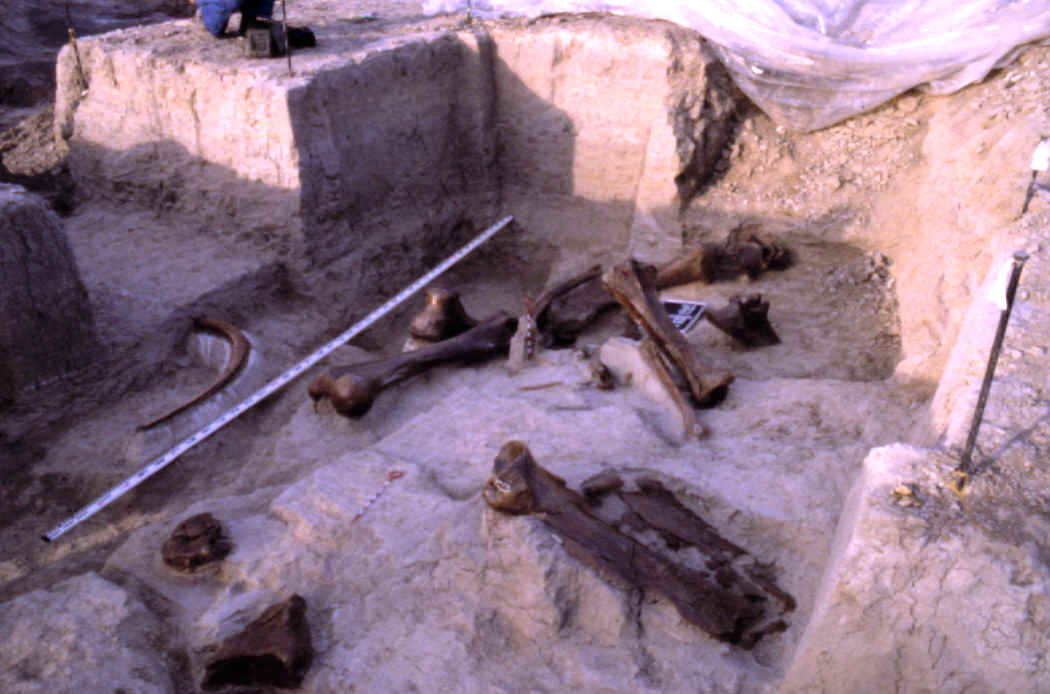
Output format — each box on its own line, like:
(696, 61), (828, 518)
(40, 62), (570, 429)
(599, 337), (702, 439)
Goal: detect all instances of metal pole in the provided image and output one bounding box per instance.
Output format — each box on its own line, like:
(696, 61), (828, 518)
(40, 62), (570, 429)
(64, 1), (88, 91)
(955, 251), (1029, 490)
(281, 0), (293, 76)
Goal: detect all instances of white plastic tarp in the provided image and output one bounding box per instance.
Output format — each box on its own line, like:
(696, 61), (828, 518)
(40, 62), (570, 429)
(424, 0), (1050, 131)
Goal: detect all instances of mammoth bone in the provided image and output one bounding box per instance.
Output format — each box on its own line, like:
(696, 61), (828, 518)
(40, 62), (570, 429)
(309, 313), (517, 417)
(483, 441), (794, 648)
(408, 287), (478, 344)
(654, 226), (793, 289)
(602, 259), (733, 407)
(531, 265), (620, 348)
(704, 293), (781, 347)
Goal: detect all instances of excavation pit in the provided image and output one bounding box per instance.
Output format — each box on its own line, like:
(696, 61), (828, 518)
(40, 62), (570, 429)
(3, 6), (1050, 694)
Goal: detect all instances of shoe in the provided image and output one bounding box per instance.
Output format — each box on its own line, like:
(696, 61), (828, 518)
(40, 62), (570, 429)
(287, 25), (316, 49)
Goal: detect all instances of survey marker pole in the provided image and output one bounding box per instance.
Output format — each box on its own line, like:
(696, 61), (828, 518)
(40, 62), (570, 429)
(955, 250), (1029, 491)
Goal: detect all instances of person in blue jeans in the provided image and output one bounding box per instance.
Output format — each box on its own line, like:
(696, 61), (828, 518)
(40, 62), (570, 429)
(193, 0), (276, 37)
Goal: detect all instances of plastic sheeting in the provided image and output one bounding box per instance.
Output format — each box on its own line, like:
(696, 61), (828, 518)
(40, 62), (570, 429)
(424, 0), (1050, 131)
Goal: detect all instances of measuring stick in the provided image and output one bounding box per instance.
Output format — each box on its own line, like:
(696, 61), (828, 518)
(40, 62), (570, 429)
(954, 250), (1028, 490)
(281, 0), (292, 76)
(43, 215), (514, 542)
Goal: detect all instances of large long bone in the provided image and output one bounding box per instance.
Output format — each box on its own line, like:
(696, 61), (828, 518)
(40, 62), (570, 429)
(654, 227), (793, 289)
(483, 441), (792, 648)
(602, 260), (734, 407)
(308, 313), (517, 417)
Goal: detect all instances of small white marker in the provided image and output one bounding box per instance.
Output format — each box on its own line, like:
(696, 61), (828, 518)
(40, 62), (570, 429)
(987, 255), (1014, 311)
(1032, 137), (1050, 172)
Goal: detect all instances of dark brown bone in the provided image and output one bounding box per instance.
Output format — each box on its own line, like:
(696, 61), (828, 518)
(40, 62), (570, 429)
(309, 313), (517, 417)
(592, 474), (797, 632)
(161, 512), (233, 572)
(530, 265), (603, 320)
(201, 595), (313, 690)
(704, 294), (781, 347)
(638, 337), (706, 439)
(409, 287), (478, 343)
(483, 442), (768, 646)
(531, 266), (620, 348)
(654, 227), (793, 289)
(138, 317), (250, 430)
(602, 260), (733, 407)
(621, 478), (745, 561)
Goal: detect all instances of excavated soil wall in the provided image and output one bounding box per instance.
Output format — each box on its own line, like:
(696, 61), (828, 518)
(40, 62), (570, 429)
(55, 17), (737, 320)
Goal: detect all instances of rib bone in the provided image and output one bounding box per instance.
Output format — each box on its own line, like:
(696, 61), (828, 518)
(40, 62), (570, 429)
(138, 317), (250, 430)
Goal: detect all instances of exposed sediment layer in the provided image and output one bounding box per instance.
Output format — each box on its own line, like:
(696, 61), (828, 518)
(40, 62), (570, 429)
(0, 184), (95, 403)
(55, 15), (741, 312)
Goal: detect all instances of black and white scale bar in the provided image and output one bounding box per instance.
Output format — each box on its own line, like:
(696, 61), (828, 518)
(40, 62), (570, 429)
(43, 214), (515, 543)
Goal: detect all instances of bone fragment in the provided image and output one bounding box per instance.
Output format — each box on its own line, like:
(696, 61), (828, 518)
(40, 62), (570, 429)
(654, 227), (793, 289)
(408, 287), (478, 343)
(161, 512), (233, 572)
(579, 470), (624, 499)
(201, 595), (313, 690)
(620, 478), (745, 560)
(533, 266), (619, 348)
(573, 345), (614, 390)
(639, 337), (706, 439)
(602, 260), (733, 406)
(483, 441), (788, 647)
(704, 293), (780, 347)
(596, 474), (797, 620)
(531, 265), (603, 322)
(598, 337), (703, 441)
(310, 313), (517, 417)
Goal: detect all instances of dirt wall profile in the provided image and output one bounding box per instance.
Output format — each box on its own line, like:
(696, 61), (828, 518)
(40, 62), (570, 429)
(53, 15), (741, 299)
(0, 184), (95, 405)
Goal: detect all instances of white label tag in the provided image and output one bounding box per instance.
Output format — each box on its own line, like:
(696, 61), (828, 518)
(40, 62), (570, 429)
(662, 299), (707, 333)
(1032, 138), (1050, 172)
(986, 257), (1012, 311)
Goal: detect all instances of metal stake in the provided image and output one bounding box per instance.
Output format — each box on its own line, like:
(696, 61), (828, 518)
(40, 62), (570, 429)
(282, 0), (293, 76)
(64, 1), (88, 91)
(955, 251), (1029, 489)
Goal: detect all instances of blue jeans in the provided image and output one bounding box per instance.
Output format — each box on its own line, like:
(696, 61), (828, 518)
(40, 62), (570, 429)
(198, 0), (276, 37)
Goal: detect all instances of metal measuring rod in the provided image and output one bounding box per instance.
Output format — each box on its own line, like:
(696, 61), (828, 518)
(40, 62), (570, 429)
(43, 215), (515, 542)
(955, 250), (1029, 491)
